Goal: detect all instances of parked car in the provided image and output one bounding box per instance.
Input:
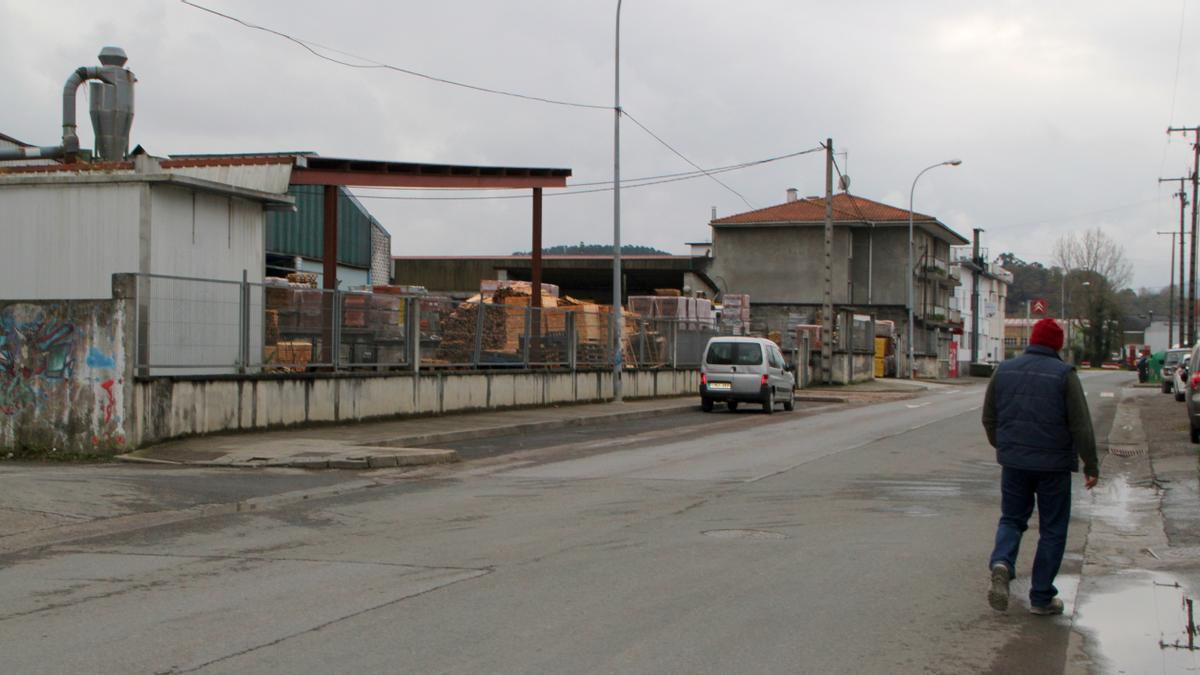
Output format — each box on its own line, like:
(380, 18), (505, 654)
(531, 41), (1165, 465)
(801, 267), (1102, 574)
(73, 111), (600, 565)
(1162, 348), (1190, 393)
(1187, 343), (1200, 442)
(1176, 354), (1191, 402)
(699, 336), (795, 413)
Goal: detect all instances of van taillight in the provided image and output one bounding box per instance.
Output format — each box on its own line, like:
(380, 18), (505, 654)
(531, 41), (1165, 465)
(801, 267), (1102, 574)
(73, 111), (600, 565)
(700, 373), (707, 385)
(761, 374), (769, 385)
(1191, 373), (1200, 392)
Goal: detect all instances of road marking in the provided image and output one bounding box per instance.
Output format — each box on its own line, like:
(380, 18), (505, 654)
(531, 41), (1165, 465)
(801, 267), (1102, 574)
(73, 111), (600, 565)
(1100, 392), (1115, 398)
(905, 402), (932, 409)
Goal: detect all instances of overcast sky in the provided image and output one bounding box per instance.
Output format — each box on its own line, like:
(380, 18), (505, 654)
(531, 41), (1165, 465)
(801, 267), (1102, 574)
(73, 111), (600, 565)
(2, 1), (1197, 290)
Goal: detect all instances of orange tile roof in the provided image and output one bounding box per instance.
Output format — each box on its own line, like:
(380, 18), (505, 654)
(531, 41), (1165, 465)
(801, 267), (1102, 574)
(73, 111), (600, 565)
(712, 192), (935, 225)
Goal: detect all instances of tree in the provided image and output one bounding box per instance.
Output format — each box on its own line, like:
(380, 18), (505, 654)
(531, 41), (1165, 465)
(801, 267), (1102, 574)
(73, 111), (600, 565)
(1053, 229), (1133, 365)
(996, 253), (1058, 315)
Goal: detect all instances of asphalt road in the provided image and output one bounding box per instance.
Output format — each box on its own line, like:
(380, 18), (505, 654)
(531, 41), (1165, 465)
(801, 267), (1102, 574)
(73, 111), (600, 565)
(0, 373), (1130, 674)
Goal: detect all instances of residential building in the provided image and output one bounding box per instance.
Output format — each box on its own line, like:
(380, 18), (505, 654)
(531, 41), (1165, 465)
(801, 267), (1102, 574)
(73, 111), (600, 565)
(706, 190), (969, 377)
(950, 246), (1011, 371)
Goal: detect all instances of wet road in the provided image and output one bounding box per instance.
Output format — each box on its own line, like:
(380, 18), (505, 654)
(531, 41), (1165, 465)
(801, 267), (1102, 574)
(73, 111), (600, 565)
(0, 373), (1130, 673)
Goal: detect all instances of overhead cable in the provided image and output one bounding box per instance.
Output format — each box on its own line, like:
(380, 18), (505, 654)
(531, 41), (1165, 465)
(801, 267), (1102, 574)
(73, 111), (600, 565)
(352, 146), (823, 201)
(622, 110), (755, 209)
(180, 0), (610, 110)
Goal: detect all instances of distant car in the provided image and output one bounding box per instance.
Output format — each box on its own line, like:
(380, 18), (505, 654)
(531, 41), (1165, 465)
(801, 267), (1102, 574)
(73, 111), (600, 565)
(699, 336), (795, 414)
(1163, 348), (1190, 393)
(1187, 344), (1200, 442)
(1176, 354), (1191, 402)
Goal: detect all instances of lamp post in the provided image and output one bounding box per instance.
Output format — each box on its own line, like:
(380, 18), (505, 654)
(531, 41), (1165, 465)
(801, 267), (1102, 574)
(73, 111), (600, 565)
(612, 0), (624, 402)
(907, 159), (962, 378)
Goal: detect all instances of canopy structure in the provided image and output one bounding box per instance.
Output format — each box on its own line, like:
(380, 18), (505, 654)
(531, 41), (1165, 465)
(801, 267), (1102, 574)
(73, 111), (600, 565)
(289, 156), (572, 306)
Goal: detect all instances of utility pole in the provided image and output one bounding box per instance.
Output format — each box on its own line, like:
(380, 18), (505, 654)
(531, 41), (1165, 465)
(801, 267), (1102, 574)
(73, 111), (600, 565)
(1156, 230), (1176, 345)
(821, 139), (834, 384)
(1160, 177), (1189, 346)
(970, 228), (984, 365)
(1167, 126), (1200, 345)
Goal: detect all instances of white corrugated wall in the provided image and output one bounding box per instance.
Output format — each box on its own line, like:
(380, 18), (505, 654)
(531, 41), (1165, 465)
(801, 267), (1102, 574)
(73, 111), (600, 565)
(0, 183), (141, 299)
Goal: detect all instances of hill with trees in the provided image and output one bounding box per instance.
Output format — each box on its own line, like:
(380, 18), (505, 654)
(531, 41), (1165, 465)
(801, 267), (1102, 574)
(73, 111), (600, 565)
(512, 243), (671, 256)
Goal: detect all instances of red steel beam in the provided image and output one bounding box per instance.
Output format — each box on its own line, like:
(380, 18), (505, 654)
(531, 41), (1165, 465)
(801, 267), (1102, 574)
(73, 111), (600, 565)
(290, 170), (567, 189)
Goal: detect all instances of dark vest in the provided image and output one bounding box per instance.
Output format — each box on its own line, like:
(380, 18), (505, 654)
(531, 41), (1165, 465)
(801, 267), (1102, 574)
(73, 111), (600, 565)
(992, 344), (1077, 472)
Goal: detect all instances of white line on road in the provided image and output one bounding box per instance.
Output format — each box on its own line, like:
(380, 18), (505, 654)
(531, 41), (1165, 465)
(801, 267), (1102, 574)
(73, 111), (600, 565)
(1100, 392), (1115, 398)
(905, 402), (932, 409)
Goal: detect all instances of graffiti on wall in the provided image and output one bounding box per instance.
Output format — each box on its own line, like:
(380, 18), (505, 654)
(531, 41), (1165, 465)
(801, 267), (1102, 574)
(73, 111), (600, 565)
(0, 302), (127, 451)
(0, 308), (76, 414)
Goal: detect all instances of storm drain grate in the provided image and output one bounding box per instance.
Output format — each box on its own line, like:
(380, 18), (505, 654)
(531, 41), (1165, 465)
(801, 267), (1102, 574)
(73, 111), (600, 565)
(702, 529), (787, 540)
(1108, 445), (1148, 458)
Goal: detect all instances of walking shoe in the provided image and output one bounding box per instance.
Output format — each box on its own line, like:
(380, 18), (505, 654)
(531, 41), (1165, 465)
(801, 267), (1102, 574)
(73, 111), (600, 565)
(1029, 597), (1065, 616)
(988, 563), (1010, 611)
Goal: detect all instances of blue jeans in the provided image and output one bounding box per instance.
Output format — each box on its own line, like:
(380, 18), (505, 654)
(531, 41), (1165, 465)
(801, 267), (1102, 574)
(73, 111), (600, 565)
(988, 467), (1073, 607)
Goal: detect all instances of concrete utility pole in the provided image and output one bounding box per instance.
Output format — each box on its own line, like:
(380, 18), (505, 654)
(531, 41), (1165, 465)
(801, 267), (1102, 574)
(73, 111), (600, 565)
(1156, 230), (1179, 348)
(970, 228), (983, 364)
(1160, 177), (1190, 347)
(821, 139), (834, 384)
(1167, 126), (1200, 345)
(612, 0), (624, 402)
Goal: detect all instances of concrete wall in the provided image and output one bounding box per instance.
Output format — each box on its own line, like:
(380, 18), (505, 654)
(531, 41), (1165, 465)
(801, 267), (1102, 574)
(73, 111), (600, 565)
(131, 369), (700, 448)
(709, 226), (853, 304)
(0, 298), (132, 453)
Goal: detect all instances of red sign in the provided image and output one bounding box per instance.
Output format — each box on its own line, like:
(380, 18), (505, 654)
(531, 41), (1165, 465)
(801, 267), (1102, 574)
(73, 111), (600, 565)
(1030, 298), (1049, 315)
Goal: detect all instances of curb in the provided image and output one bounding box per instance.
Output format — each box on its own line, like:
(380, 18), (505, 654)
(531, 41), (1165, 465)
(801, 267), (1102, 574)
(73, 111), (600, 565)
(373, 401), (701, 449)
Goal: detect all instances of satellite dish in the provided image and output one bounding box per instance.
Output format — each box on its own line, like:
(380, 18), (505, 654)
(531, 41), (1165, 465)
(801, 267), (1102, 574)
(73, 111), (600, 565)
(838, 174), (851, 192)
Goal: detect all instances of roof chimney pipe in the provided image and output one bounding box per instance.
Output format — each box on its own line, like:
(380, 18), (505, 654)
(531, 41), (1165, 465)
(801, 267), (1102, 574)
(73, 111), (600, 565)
(786, 187), (798, 203)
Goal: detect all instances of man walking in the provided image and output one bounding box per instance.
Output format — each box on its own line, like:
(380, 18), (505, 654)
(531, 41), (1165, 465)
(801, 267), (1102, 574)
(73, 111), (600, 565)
(982, 317), (1099, 615)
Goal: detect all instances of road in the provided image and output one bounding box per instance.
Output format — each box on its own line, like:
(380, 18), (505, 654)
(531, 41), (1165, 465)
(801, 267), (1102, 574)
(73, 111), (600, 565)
(0, 373), (1128, 674)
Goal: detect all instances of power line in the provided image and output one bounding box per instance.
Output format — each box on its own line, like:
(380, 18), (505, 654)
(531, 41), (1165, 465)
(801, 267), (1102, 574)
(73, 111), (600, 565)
(622, 110), (755, 209)
(180, 0), (610, 110)
(353, 146), (823, 201)
(355, 146), (823, 195)
(1160, 0), (1189, 177)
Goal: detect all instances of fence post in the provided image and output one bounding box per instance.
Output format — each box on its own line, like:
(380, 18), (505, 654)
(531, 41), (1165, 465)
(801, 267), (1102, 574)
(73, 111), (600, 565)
(408, 296), (420, 374)
(134, 274), (145, 377)
(472, 299), (486, 368)
(331, 289), (341, 371)
(566, 311), (577, 372)
(239, 269), (249, 374)
(670, 319), (678, 369)
(522, 306), (532, 367)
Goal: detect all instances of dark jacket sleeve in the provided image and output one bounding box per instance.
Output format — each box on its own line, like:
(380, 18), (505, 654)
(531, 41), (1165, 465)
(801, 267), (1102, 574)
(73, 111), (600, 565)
(982, 374), (998, 448)
(1064, 369), (1099, 477)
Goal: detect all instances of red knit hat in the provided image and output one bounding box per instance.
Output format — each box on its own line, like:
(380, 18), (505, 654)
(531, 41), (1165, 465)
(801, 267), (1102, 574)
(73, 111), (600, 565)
(1030, 317), (1064, 351)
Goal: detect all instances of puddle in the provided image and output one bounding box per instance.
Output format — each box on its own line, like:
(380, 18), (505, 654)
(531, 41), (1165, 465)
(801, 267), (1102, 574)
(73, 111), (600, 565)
(1076, 475), (1159, 533)
(1076, 570), (1200, 673)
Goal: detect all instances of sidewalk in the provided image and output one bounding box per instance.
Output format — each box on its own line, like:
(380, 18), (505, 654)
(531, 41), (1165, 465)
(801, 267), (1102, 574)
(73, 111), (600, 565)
(120, 379), (939, 470)
(119, 396), (703, 470)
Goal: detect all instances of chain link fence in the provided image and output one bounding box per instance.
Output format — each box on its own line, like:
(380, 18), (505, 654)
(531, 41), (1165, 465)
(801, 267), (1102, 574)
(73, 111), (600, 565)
(132, 273), (719, 374)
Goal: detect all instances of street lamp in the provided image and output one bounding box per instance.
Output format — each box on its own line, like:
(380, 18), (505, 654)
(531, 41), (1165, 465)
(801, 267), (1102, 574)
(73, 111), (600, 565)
(612, 0), (624, 402)
(907, 159), (962, 379)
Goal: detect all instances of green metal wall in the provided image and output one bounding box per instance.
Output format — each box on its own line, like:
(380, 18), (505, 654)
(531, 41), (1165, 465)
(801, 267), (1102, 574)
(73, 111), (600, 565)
(266, 185), (372, 268)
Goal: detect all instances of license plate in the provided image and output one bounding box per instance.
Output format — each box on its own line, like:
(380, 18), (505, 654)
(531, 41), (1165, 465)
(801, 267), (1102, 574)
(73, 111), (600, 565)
(708, 382), (731, 390)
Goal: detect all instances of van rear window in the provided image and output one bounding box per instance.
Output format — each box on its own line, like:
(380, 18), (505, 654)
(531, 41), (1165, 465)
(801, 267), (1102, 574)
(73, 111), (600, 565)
(706, 342), (764, 366)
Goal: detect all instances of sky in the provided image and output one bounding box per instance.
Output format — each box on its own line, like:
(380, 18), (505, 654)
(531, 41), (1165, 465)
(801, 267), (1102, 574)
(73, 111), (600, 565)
(2, 0), (1197, 291)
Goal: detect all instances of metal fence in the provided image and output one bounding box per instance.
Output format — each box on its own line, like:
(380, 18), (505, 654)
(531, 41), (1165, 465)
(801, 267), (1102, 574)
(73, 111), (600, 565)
(132, 273), (720, 374)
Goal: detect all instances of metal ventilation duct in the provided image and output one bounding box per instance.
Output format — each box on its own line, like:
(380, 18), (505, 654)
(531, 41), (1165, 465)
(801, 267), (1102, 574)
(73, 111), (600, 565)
(0, 46), (135, 163)
(88, 47), (135, 162)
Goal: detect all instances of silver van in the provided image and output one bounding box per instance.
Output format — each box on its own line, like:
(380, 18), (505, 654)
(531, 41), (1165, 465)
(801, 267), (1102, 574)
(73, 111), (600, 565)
(699, 336), (795, 413)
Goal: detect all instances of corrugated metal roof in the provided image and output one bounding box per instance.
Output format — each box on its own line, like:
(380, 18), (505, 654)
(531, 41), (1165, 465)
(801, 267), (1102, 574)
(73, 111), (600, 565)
(266, 185), (372, 268)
